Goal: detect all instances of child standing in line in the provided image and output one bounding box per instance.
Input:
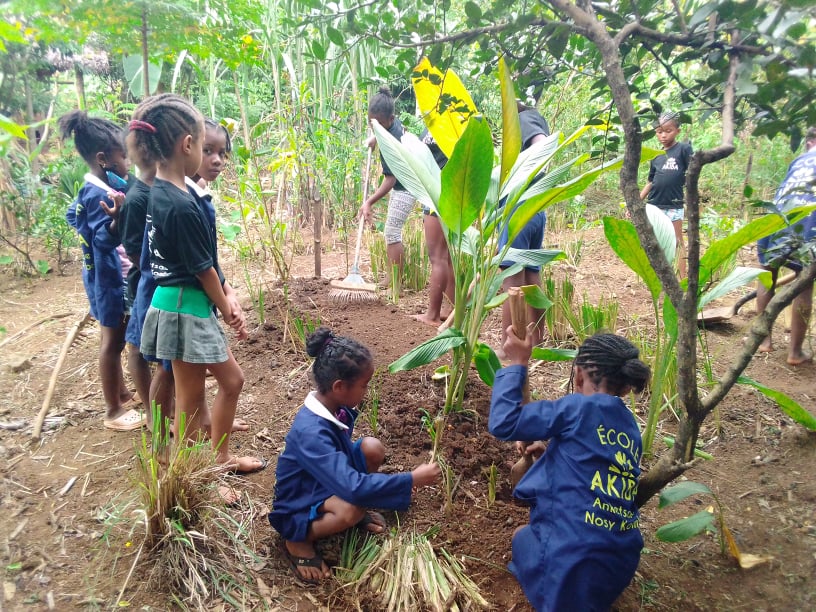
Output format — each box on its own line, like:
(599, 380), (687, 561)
(489, 330), (650, 611)
(60, 110), (145, 432)
(121, 117), (174, 429)
(640, 111), (693, 278)
(359, 87), (416, 282)
(269, 327), (441, 585)
(128, 94), (265, 479)
(187, 118), (248, 434)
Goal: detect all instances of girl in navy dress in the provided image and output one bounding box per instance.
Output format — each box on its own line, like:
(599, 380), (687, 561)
(269, 327), (440, 584)
(60, 110), (144, 431)
(490, 331), (650, 611)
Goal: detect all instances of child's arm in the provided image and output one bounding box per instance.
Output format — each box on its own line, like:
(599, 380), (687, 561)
(197, 267), (236, 326)
(223, 281), (247, 339)
(359, 175), (397, 224)
(411, 463), (441, 487)
(639, 182), (652, 201)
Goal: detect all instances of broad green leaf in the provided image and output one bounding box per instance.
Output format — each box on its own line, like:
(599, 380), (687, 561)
(473, 342), (501, 386)
(603, 216), (662, 302)
(412, 57), (478, 159)
(658, 481), (713, 509)
(498, 57), (521, 186)
(0, 255), (14, 265)
(438, 117), (493, 235)
(698, 214), (788, 287)
(520, 284), (552, 310)
(508, 155), (626, 239)
(372, 119), (440, 209)
(500, 133), (561, 201)
(662, 294), (678, 339)
(738, 376), (816, 430)
(493, 248), (565, 269)
(326, 26), (344, 46)
(645, 204), (676, 264)
(697, 267), (768, 311)
(35, 260), (49, 276)
(0, 114), (27, 139)
(389, 328), (466, 373)
(531, 347), (577, 361)
(656, 510), (716, 543)
(122, 55), (162, 98)
(218, 222), (242, 241)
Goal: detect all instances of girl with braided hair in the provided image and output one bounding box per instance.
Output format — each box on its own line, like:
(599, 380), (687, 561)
(269, 327), (441, 585)
(489, 331), (650, 611)
(60, 110), (145, 431)
(129, 94), (265, 484)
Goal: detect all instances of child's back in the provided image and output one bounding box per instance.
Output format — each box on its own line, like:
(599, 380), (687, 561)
(490, 332), (650, 611)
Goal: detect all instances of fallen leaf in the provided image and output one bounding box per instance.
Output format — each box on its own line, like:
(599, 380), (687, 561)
(736, 553), (774, 569)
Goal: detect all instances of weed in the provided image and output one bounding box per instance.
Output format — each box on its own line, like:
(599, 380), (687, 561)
(362, 370), (382, 435)
(486, 463), (498, 507)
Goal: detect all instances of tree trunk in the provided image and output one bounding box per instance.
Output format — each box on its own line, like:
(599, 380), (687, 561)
(141, 3), (150, 98)
(74, 66), (86, 110)
(313, 186), (322, 278)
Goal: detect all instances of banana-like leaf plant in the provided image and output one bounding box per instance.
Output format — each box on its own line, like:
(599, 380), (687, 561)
(377, 57), (633, 412)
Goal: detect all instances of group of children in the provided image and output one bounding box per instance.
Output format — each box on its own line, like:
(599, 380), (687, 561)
(60, 94), (265, 481)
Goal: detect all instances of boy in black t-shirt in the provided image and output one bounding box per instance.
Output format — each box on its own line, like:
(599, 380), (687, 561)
(640, 111), (693, 278)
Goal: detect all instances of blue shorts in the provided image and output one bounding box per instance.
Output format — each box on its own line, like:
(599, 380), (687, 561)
(660, 208), (684, 222)
(499, 211), (547, 271)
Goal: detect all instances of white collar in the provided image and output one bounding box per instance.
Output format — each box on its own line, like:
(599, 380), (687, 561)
(304, 390), (349, 430)
(84, 173), (112, 192)
(185, 176), (211, 198)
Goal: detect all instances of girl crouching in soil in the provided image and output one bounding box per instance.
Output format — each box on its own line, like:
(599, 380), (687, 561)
(490, 330), (650, 611)
(269, 327), (441, 584)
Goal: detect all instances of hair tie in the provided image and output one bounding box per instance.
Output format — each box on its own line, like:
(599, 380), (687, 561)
(323, 336), (333, 350)
(129, 120), (157, 134)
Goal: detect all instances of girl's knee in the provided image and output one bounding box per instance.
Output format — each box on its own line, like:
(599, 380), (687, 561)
(360, 437), (385, 472)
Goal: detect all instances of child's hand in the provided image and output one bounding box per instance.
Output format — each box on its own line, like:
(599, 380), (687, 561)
(359, 201), (373, 225)
(503, 323), (533, 366)
(100, 191), (125, 219)
(411, 463), (441, 487)
(516, 440), (547, 460)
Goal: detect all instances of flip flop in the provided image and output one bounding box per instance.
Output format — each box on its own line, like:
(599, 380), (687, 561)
(279, 542), (326, 586)
(356, 510), (387, 534)
(103, 408), (145, 431)
(224, 457), (268, 476)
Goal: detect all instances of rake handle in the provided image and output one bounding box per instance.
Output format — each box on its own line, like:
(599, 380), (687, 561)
(352, 147), (374, 274)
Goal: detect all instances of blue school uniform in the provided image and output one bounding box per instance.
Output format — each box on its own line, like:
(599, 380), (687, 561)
(489, 365), (643, 612)
(269, 392), (413, 542)
(66, 174), (126, 328)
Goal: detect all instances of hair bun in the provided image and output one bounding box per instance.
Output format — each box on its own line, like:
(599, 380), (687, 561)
(305, 327), (334, 358)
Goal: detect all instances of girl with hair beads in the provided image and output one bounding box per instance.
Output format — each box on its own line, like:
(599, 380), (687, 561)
(489, 331), (651, 612)
(269, 327), (441, 584)
(60, 110), (145, 431)
(129, 94), (265, 478)
(358, 87), (416, 282)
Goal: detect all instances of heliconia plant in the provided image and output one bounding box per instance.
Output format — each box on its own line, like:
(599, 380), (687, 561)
(375, 57), (653, 413)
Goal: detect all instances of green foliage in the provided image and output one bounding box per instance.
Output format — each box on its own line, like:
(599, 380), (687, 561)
(655, 481), (718, 545)
(737, 376), (816, 430)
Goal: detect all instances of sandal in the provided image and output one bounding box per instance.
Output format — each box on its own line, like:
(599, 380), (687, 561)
(356, 511), (387, 534)
(103, 408), (145, 432)
(279, 542), (327, 586)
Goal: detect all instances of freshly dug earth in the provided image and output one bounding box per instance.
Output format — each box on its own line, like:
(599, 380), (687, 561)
(0, 225), (814, 611)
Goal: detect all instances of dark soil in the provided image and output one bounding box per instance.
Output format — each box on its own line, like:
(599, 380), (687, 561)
(0, 225), (814, 611)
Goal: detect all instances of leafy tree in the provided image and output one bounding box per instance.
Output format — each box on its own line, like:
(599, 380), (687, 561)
(328, 0), (816, 506)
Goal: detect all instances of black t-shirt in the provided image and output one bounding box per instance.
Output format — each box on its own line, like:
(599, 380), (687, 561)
(519, 109), (550, 150)
(147, 178), (219, 289)
(120, 179), (150, 301)
(647, 141), (693, 210)
(421, 128), (448, 169)
(380, 117), (406, 191)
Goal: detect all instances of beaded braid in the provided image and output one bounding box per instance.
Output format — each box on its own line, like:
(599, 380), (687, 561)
(368, 87), (395, 120)
(306, 327), (372, 394)
(204, 118), (232, 153)
(569, 333), (651, 396)
(57, 110), (125, 165)
(127, 93), (203, 165)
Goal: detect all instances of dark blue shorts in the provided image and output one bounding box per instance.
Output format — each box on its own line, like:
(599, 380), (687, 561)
(498, 211), (547, 271)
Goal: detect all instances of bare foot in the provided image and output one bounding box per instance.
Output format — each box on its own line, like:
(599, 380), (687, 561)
(231, 418), (250, 432)
(758, 340), (773, 353)
(219, 455), (268, 475)
(218, 484), (240, 506)
(282, 540), (330, 584)
(357, 511), (387, 534)
(411, 313), (442, 327)
(787, 351), (813, 366)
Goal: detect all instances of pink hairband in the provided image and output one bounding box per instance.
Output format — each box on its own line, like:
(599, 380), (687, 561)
(129, 120), (157, 134)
